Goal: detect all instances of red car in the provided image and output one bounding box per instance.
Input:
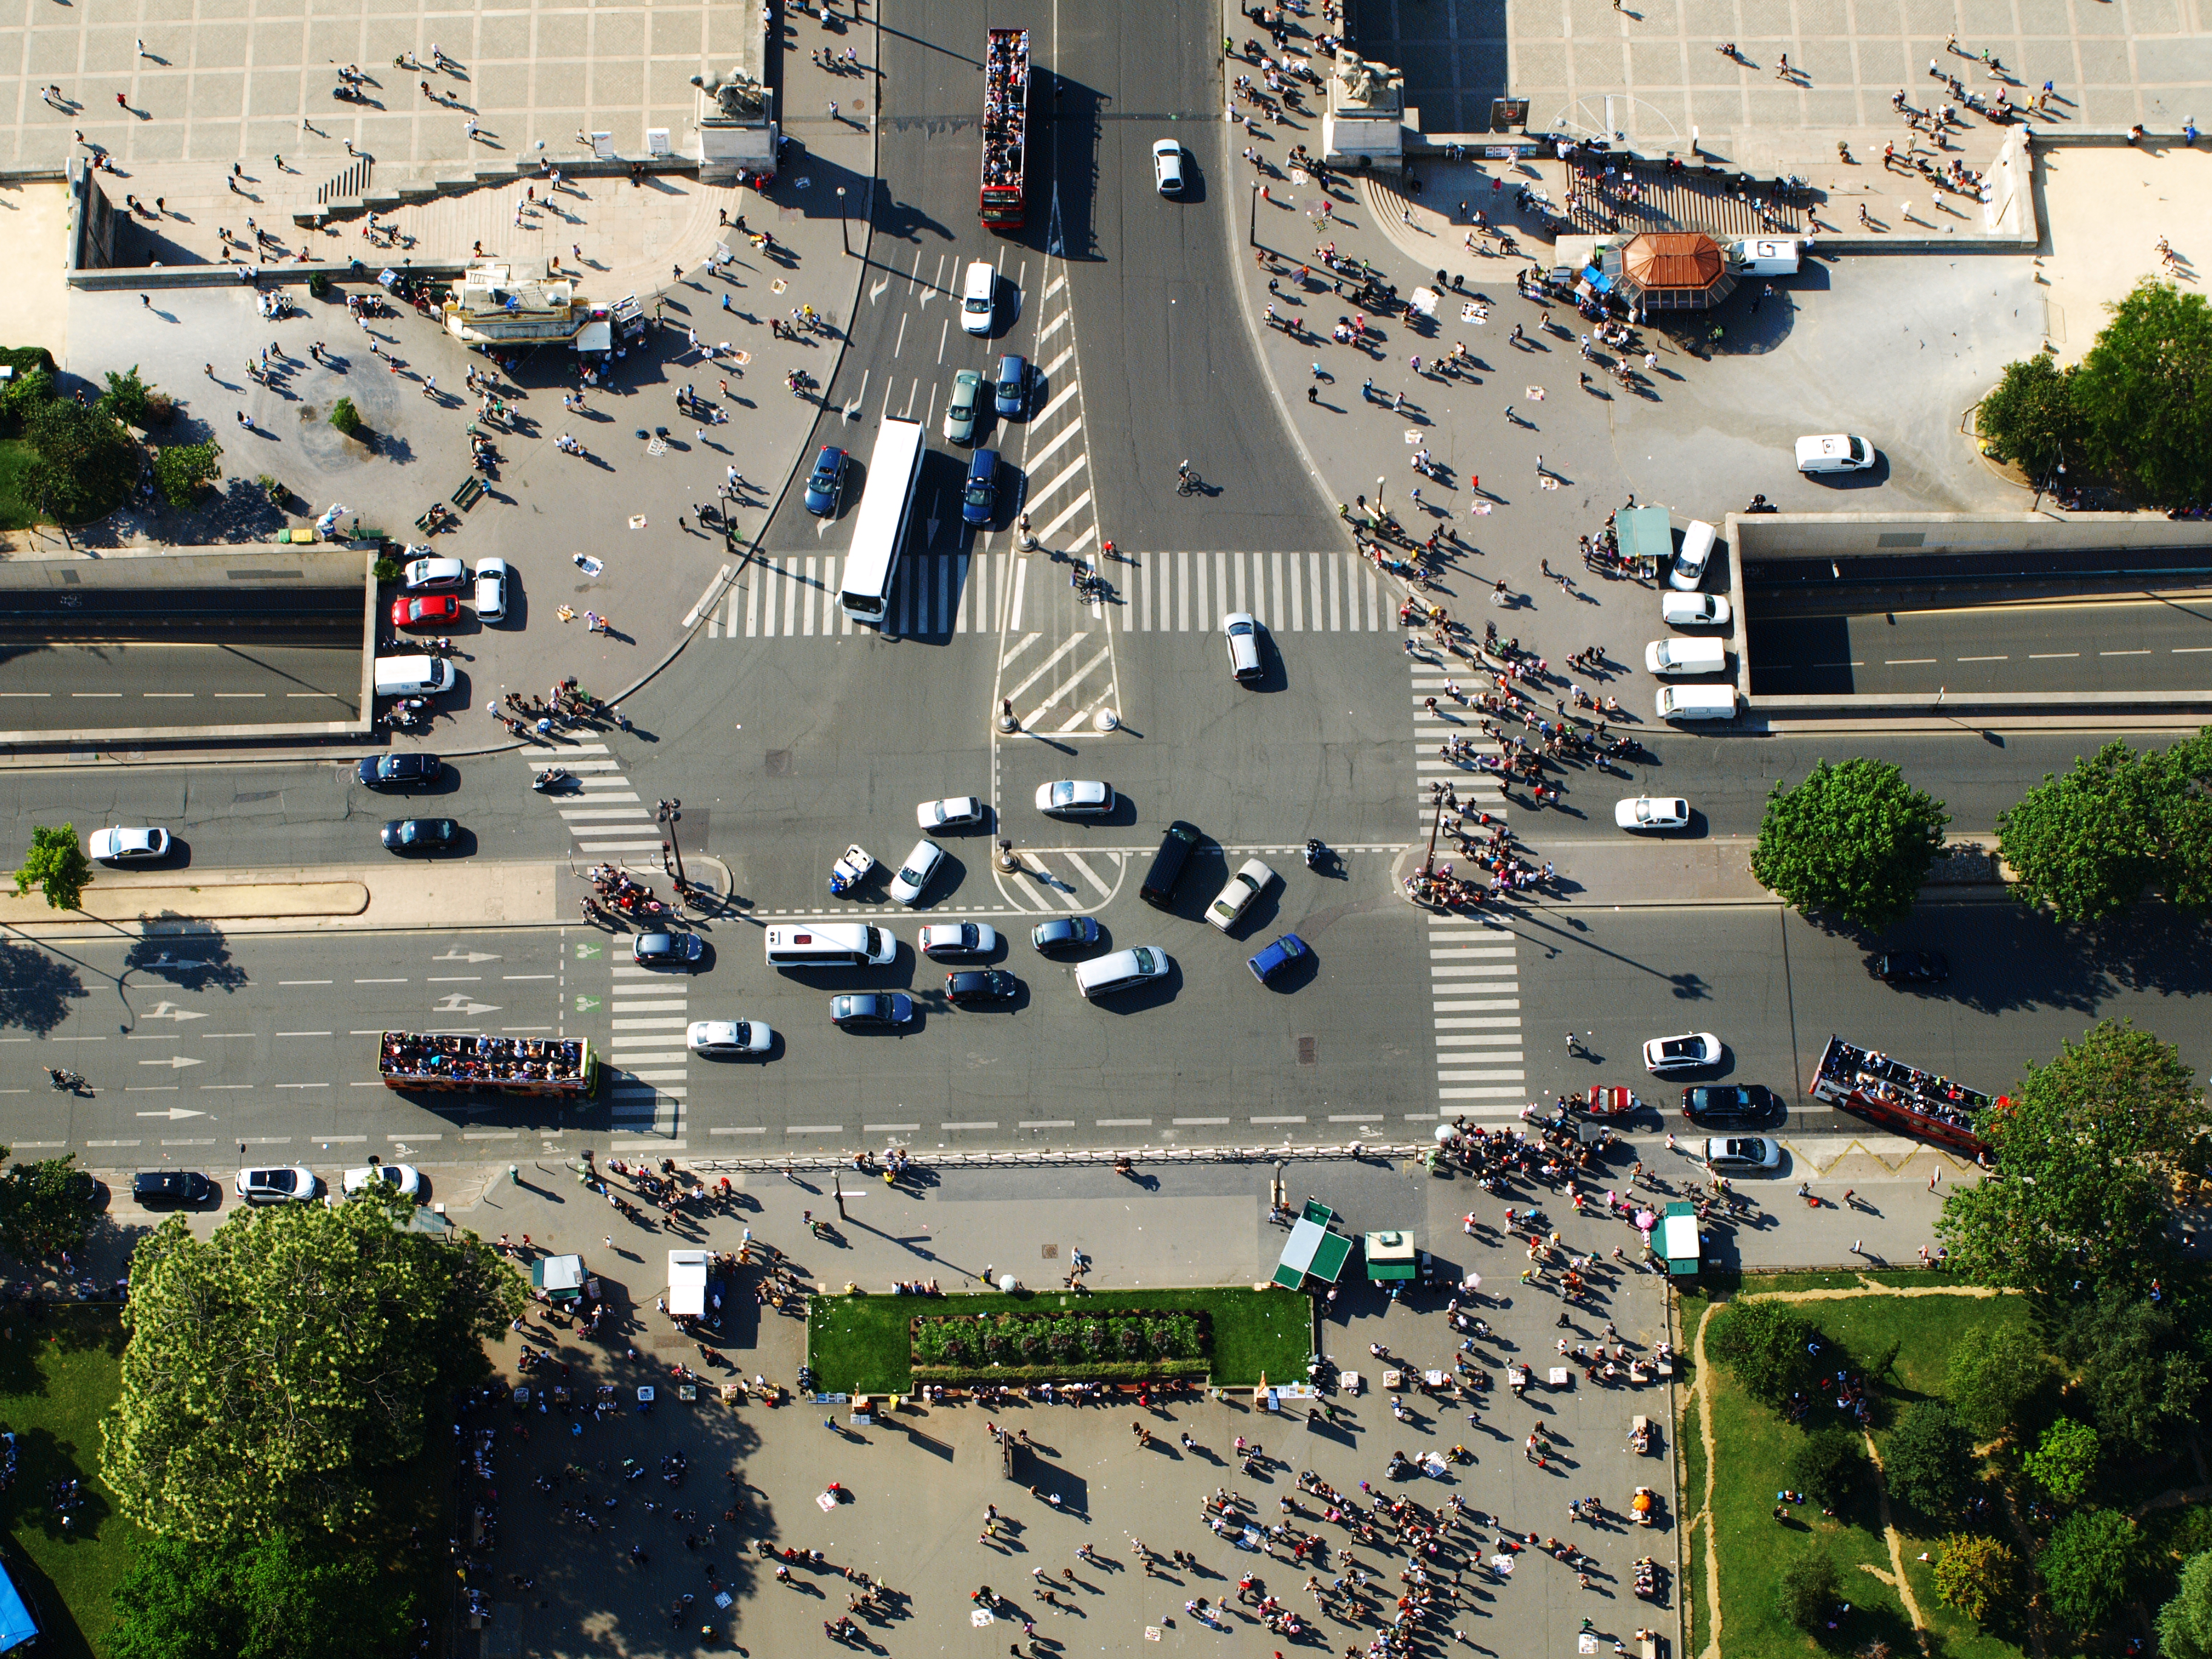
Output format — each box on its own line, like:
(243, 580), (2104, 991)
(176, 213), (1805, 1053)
(390, 594), (461, 631)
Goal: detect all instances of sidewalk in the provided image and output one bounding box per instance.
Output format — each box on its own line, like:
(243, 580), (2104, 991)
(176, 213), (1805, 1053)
(0, 857), (560, 936)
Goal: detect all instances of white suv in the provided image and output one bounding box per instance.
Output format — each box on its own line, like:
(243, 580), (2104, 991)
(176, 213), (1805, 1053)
(961, 261), (996, 335)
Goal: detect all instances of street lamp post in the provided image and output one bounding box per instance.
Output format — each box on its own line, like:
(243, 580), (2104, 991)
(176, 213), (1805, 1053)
(837, 185), (848, 256)
(655, 798), (686, 891)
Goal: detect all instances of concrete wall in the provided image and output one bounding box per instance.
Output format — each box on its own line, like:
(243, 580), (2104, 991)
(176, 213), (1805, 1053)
(1732, 511), (2212, 561)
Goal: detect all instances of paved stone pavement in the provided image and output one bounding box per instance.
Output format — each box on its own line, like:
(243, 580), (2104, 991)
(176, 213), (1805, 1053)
(1352, 0), (2212, 158)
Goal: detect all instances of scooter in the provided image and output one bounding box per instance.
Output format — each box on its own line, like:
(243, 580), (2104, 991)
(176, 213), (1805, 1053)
(1304, 838), (1324, 871)
(533, 768), (571, 792)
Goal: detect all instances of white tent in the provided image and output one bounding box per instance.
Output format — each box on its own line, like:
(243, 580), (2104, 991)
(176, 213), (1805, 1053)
(668, 1249), (709, 1319)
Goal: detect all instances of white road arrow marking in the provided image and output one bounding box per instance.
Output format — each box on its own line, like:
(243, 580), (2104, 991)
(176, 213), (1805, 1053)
(433, 993), (501, 1017)
(135, 1107), (209, 1120)
(141, 1001), (209, 1023)
(139, 1055), (204, 1070)
(432, 949), (503, 965)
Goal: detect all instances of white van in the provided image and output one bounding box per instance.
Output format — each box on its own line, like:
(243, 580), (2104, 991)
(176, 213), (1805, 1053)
(960, 261), (996, 335)
(374, 655), (456, 699)
(1669, 519), (1717, 592)
(667, 1250), (709, 1320)
(1074, 945), (1171, 999)
(1661, 591), (1732, 628)
(1657, 684), (1738, 722)
(1645, 637), (1728, 676)
(764, 922), (898, 968)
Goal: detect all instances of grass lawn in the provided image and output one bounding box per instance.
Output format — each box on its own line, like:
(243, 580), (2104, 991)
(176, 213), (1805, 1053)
(0, 440), (42, 532)
(1694, 1278), (2034, 1659)
(809, 1285), (1313, 1394)
(0, 1308), (144, 1659)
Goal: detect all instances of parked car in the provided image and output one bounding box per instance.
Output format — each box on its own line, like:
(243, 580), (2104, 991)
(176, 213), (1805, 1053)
(474, 557), (511, 622)
(89, 826), (170, 862)
(830, 991), (916, 1030)
(343, 1162), (422, 1198)
(1614, 797), (1691, 831)
(133, 1170), (213, 1206)
(919, 922), (997, 960)
(391, 594), (462, 631)
(888, 838), (946, 907)
(917, 796), (985, 832)
(1661, 591), (1732, 628)
(803, 446), (850, 516)
(1246, 933), (1309, 986)
(1794, 434), (1876, 474)
(1031, 916), (1101, 955)
(1643, 1032), (1721, 1074)
(402, 556), (468, 592)
(945, 969), (1018, 1007)
(236, 1165), (318, 1203)
(1035, 779), (1114, 817)
(1681, 1084), (1778, 1128)
(944, 368), (982, 445)
(1207, 857), (1276, 934)
(1074, 946), (1170, 999)
(688, 1020), (773, 1056)
(1871, 950), (1949, 986)
(356, 753), (442, 789)
(380, 817), (460, 855)
(632, 932), (704, 970)
(1702, 1136), (1780, 1171)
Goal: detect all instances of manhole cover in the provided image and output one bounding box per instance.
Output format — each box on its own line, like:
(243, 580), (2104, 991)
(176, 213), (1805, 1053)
(764, 749), (791, 776)
(1041, 1243), (1057, 1259)
(1296, 1036), (1318, 1066)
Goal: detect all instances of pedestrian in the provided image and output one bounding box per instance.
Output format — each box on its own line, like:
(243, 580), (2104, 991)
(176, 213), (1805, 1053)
(116, 92), (129, 109)
(1929, 1168), (1941, 1190)
(140, 293), (150, 307)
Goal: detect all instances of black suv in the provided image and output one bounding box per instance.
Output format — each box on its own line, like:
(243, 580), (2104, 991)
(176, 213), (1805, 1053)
(1870, 951), (1949, 986)
(1681, 1084), (1778, 1128)
(133, 1170), (213, 1207)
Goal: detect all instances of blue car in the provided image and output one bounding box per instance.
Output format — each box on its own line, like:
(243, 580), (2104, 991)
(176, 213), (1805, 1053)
(1246, 933), (1310, 986)
(994, 354), (1029, 418)
(1030, 916), (1100, 956)
(357, 753), (442, 789)
(803, 446), (849, 517)
(632, 932), (704, 970)
(962, 449), (999, 527)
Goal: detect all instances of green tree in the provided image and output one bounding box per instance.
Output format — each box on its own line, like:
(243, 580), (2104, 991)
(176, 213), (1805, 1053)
(327, 397), (362, 437)
(100, 1189), (522, 1543)
(109, 1533), (241, 1659)
(1788, 1425), (1869, 1504)
(1975, 352), (2082, 478)
(22, 395), (137, 522)
(2021, 1416), (2100, 1504)
(13, 823), (90, 910)
(1708, 1298), (1821, 1408)
(2071, 280), (2212, 508)
(2039, 1508), (2139, 1634)
(152, 438), (221, 509)
(1944, 1321), (2050, 1441)
(1934, 1021), (2208, 1301)
(1997, 733), (2212, 922)
(0, 1154), (100, 1262)
(2159, 1547), (2212, 1659)
(1777, 1546), (1843, 1631)
(1749, 757), (1950, 928)
(2058, 1288), (2206, 1453)
(1882, 1401), (1975, 1520)
(110, 1529), (409, 1659)
(1932, 1533), (2017, 1624)
(98, 365), (156, 431)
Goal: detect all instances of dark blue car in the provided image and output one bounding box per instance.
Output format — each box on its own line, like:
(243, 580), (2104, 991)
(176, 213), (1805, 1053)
(962, 449), (999, 527)
(803, 446), (849, 517)
(1030, 916), (1100, 956)
(994, 354), (1029, 418)
(1246, 933), (1309, 986)
(357, 753), (442, 789)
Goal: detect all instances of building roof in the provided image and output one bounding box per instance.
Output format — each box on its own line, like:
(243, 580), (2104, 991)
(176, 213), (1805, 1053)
(1620, 232), (1727, 292)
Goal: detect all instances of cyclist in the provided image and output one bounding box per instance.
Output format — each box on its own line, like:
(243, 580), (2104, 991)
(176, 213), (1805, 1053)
(1176, 459), (1195, 492)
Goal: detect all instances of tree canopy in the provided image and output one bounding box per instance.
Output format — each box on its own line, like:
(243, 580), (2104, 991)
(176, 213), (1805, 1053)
(1882, 1401), (1976, 1520)
(2020, 1416), (2100, 1504)
(100, 1188), (521, 1543)
(0, 1153), (102, 1263)
(2070, 280), (2212, 508)
(2038, 1509), (2139, 1634)
(1974, 352), (2078, 481)
(1749, 757), (1950, 928)
(1787, 1426), (1868, 1504)
(1932, 1534), (2016, 1624)
(1707, 1298), (1820, 1408)
(1943, 1321), (2050, 1441)
(1776, 1547), (1842, 1631)
(97, 366), (158, 432)
(110, 1529), (409, 1659)
(13, 824), (90, 910)
(153, 439), (222, 509)
(22, 395), (138, 523)
(1996, 731), (2212, 922)
(2159, 1548), (2212, 1659)
(2056, 1288), (2206, 1453)
(1934, 1021), (2208, 1301)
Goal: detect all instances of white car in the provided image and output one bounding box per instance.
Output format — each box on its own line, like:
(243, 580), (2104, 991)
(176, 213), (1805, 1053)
(236, 1165), (318, 1204)
(1207, 857), (1276, 934)
(1794, 434), (1876, 474)
(1661, 592), (1732, 628)
(888, 838), (946, 907)
(401, 555), (468, 592)
(1615, 797), (1691, 831)
(1222, 612), (1262, 683)
(960, 260), (996, 335)
(1074, 945), (1171, 999)
(919, 922), (997, 959)
(917, 796), (985, 832)
(473, 557), (510, 622)
(1153, 138), (1186, 195)
(1644, 1033), (1722, 1074)
(88, 826), (170, 862)
(1035, 780), (1114, 817)
(343, 1162), (422, 1198)
(1703, 1136), (1781, 1171)
(687, 1019), (773, 1057)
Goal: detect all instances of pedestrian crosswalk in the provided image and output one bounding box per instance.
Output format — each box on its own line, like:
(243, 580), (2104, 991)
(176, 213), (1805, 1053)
(1407, 666), (1527, 1119)
(605, 962), (688, 1138)
(698, 548), (1404, 641)
(526, 745), (669, 859)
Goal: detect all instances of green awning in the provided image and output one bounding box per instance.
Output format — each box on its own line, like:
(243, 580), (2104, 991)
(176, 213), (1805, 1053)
(1273, 1215), (1353, 1289)
(1615, 504), (1672, 563)
(1364, 1229), (1418, 1282)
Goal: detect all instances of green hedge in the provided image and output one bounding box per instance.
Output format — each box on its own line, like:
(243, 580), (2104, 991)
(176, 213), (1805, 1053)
(913, 1358), (1212, 1385)
(913, 1307), (1206, 1373)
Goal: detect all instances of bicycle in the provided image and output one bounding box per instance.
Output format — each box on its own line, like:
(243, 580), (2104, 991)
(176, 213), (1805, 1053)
(1176, 468), (1202, 498)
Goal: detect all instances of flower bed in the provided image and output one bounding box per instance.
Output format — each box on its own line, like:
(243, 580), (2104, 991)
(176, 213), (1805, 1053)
(911, 1306), (1207, 1384)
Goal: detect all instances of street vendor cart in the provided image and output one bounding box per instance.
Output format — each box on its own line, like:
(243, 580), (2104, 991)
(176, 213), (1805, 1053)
(532, 1252), (590, 1306)
(1660, 1201), (1700, 1278)
(828, 843), (875, 897)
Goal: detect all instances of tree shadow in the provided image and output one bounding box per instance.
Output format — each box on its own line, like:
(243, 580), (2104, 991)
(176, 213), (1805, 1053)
(0, 941), (92, 1036)
(123, 927), (250, 993)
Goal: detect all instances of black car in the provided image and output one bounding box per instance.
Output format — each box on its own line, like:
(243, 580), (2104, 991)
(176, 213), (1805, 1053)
(632, 932), (705, 970)
(1871, 951), (1949, 986)
(381, 817), (460, 854)
(133, 1169), (213, 1207)
(1030, 916), (1101, 955)
(357, 753), (443, 789)
(803, 446), (850, 517)
(945, 970), (1017, 1007)
(1681, 1084), (1778, 1128)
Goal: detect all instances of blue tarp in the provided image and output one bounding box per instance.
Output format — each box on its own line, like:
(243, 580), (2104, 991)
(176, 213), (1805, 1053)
(0, 1563), (39, 1651)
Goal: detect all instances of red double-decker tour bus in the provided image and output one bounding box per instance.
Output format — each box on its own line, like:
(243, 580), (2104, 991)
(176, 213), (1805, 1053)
(980, 27), (1030, 231)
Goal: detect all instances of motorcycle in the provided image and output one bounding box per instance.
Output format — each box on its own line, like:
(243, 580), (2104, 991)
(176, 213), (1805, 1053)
(1303, 838), (1324, 871)
(533, 768), (571, 793)
(45, 1068), (89, 1095)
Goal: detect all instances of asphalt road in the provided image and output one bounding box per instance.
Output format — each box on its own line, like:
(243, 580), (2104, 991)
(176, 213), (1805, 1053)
(1749, 595), (2212, 696)
(0, 643), (363, 731)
